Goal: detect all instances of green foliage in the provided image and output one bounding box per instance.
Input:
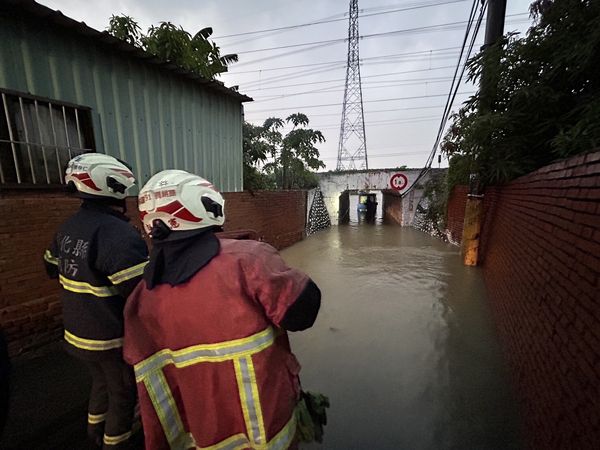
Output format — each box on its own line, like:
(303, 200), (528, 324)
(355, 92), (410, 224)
(446, 154), (472, 193)
(442, 0), (600, 186)
(242, 122), (275, 190)
(107, 15), (237, 79)
(108, 15), (142, 46)
(242, 114), (325, 190)
(416, 171), (449, 237)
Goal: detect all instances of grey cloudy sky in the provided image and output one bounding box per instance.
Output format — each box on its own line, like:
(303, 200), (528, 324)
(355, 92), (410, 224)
(40, 0), (534, 170)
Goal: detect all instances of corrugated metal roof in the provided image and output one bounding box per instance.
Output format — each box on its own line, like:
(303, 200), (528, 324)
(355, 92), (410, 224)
(0, 6), (245, 191)
(1, 0), (252, 103)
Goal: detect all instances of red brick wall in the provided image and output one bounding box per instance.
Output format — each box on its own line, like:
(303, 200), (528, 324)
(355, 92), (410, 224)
(382, 191), (403, 225)
(222, 190), (307, 250)
(445, 185), (468, 244)
(479, 151), (600, 449)
(0, 189), (306, 357)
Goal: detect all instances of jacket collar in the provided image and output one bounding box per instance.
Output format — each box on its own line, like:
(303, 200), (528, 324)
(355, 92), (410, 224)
(144, 229), (220, 289)
(81, 199), (129, 222)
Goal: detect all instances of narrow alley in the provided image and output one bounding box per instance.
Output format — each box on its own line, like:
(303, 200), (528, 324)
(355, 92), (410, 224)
(284, 225), (521, 449)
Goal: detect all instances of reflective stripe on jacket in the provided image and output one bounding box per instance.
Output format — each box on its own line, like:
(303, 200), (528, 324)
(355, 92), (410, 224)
(124, 239), (309, 449)
(44, 201), (148, 359)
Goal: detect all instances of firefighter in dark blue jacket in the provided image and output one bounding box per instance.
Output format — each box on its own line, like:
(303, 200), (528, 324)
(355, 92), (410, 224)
(43, 154), (148, 450)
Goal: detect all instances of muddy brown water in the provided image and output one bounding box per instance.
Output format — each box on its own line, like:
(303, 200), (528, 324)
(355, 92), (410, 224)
(283, 225), (521, 450)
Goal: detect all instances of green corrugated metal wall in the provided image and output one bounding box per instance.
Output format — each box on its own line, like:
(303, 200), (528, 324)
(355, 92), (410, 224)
(0, 14), (244, 191)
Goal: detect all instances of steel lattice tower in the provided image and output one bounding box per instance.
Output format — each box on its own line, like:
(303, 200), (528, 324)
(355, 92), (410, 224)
(336, 0), (368, 171)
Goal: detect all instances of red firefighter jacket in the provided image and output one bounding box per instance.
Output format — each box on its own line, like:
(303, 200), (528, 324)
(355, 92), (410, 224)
(124, 238), (312, 450)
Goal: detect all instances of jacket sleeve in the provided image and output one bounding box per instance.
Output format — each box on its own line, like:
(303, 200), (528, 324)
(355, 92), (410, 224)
(43, 236), (59, 279)
(96, 224), (149, 298)
(242, 242), (321, 331)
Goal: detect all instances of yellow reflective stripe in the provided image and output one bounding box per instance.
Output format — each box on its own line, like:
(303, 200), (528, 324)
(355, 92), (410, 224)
(44, 250), (58, 265)
(88, 412), (107, 424)
(266, 412), (297, 450)
(143, 371), (192, 449)
(142, 367), (296, 450)
(103, 431), (132, 446)
(59, 275), (119, 298)
(196, 433), (248, 450)
(135, 327), (293, 450)
(195, 413), (297, 450)
(234, 357), (266, 445)
(64, 330), (123, 351)
(134, 327), (276, 382)
(108, 261), (148, 285)
(234, 359), (253, 445)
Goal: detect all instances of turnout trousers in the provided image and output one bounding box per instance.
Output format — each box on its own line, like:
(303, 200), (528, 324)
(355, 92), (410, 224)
(85, 358), (137, 449)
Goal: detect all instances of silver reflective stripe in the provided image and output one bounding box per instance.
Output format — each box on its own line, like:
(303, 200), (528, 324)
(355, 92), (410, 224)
(144, 371), (193, 449)
(235, 356), (265, 445)
(135, 327), (276, 380)
(268, 413), (297, 450)
(108, 261), (148, 284)
(196, 434), (249, 450)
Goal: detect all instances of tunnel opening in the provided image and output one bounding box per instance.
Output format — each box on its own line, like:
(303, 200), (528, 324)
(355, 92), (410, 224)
(338, 190), (384, 225)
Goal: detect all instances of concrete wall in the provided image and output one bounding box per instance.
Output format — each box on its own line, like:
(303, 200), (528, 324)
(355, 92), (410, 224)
(382, 192), (403, 225)
(445, 151), (600, 448)
(0, 189), (306, 357)
(317, 169), (444, 225)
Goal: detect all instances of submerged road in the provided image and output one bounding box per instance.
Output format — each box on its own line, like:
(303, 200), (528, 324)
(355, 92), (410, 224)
(283, 225), (521, 450)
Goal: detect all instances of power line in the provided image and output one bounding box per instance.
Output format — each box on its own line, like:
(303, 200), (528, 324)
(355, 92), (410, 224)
(240, 64), (458, 89)
(252, 78), (457, 102)
(231, 15), (527, 68)
(222, 46), (467, 75)
(315, 114), (441, 127)
(246, 91), (475, 113)
(233, 14), (527, 55)
(244, 104), (457, 120)
(215, 0), (469, 38)
(404, 0), (487, 196)
(245, 74), (456, 91)
(321, 150), (434, 160)
(317, 116), (441, 130)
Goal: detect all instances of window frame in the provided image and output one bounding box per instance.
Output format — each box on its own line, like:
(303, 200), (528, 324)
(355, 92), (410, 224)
(0, 88), (96, 189)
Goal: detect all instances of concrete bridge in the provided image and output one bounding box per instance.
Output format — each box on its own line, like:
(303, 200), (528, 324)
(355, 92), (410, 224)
(316, 168), (445, 225)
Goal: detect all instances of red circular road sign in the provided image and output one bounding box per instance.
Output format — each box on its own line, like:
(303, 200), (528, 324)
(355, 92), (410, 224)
(390, 173), (408, 191)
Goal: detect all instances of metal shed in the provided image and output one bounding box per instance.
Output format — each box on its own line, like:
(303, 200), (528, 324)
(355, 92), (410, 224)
(0, 0), (251, 192)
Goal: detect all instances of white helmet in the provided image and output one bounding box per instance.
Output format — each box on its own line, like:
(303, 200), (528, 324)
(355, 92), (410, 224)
(139, 169), (225, 235)
(65, 153), (136, 199)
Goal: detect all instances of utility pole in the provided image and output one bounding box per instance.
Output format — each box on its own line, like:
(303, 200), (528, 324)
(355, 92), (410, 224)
(336, 0), (368, 171)
(461, 0), (506, 266)
(483, 0), (507, 52)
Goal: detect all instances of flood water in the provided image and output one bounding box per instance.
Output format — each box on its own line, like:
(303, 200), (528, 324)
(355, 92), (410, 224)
(283, 225), (521, 450)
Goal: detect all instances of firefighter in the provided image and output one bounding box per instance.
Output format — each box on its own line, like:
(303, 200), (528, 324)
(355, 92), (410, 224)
(43, 154), (148, 449)
(124, 170), (321, 450)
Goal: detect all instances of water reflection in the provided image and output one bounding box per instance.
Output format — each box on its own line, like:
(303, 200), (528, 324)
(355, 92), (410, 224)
(283, 225), (520, 450)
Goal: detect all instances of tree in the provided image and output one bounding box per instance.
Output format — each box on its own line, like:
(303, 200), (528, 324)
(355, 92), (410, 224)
(243, 114), (325, 190)
(242, 122), (275, 190)
(107, 15), (238, 79)
(442, 0), (600, 186)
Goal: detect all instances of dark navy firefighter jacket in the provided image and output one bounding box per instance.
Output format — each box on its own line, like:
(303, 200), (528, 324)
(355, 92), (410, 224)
(44, 200), (148, 360)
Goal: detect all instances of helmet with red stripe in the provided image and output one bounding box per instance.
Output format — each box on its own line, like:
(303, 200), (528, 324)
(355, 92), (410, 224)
(65, 153), (136, 200)
(138, 170), (225, 236)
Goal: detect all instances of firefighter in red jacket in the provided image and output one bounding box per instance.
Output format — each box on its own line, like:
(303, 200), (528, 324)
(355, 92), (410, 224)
(44, 154), (148, 449)
(124, 170), (321, 449)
